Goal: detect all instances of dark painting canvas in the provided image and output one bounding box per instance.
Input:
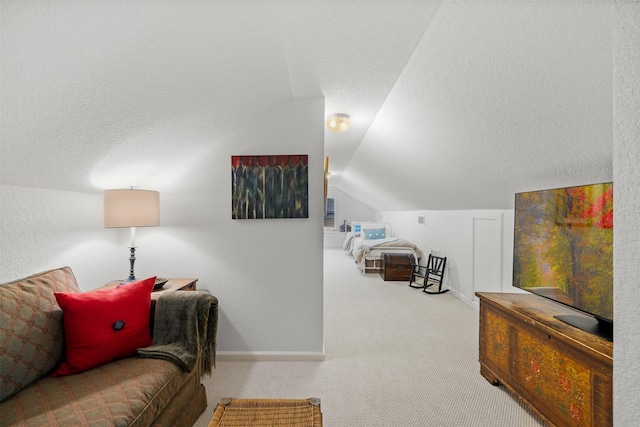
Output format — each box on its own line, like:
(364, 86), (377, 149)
(232, 155), (309, 219)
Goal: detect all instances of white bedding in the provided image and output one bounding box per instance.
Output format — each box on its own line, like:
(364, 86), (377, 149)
(342, 223), (422, 272)
(344, 232), (397, 255)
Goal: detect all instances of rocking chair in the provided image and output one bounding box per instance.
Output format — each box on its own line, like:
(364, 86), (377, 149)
(408, 254), (448, 294)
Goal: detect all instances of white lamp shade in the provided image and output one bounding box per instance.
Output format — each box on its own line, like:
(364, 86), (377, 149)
(104, 189), (160, 228)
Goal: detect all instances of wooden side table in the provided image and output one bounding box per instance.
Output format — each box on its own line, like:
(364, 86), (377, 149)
(100, 278), (198, 300)
(151, 278), (198, 299)
(100, 278), (199, 333)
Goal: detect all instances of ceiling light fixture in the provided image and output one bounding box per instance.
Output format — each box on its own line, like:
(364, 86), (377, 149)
(326, 113), (350, 132)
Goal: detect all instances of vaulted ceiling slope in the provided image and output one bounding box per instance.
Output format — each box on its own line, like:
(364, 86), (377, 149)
(1, 1), (613, 211)
(0, 1), (439, 192)
(337, 0), (614, 211)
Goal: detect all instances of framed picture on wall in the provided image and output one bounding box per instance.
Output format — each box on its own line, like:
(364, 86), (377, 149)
(231, 155), (309, 219)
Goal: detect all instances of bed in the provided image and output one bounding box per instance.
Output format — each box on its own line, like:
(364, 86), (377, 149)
(342, 221), (422, 274)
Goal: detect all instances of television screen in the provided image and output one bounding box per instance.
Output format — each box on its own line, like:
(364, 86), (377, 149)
(513, 182), (613, 339)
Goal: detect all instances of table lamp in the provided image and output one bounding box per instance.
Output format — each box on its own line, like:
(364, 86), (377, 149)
(104, 189), (160, 282)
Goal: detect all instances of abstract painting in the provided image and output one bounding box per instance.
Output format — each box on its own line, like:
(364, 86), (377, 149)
(232, 155), (308, 219)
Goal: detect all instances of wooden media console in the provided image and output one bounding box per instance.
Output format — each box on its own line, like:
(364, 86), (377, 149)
(476, 292), (612, 427)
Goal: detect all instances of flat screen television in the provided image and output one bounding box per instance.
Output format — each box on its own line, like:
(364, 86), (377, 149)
(513, 182), (613, 341)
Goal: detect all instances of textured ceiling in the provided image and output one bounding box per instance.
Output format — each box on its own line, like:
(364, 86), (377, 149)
(339, 0), (614, 210)
(1, 1), (614, 210)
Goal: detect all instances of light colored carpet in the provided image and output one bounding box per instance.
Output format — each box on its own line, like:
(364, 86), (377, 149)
(193, 248), (548, 426)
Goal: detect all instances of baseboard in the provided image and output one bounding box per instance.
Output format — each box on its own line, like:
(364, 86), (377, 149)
(217, 351), (326, 362)
(448, 288), (479, 310)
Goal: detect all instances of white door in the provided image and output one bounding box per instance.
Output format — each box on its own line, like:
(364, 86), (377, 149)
(472, 212), (503, 300)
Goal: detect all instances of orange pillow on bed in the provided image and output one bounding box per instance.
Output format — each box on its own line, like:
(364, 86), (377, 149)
(52, 276), (155, 376)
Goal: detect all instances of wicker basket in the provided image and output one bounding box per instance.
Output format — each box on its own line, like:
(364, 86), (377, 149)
(208, 398), (322, 427)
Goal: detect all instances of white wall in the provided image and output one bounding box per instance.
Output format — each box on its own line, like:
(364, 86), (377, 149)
(0, 186), (121, 289)
(377, 209), (520, 306)
(139, 98), (326, 357)
(0, 98), (326, 358)
(323, 187), (376, 248)
(613, 3), (640, 424)
(327, 186), (375, 230)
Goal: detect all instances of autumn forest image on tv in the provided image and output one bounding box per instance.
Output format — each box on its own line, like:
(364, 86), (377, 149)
(513, 183), (613, 321)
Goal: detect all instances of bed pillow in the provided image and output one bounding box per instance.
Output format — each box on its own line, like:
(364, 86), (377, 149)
(363, 228), (386, 239)
(52, 276), (155, 376)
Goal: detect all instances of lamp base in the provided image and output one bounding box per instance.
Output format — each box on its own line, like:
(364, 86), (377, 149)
(127, 246), (137, 282)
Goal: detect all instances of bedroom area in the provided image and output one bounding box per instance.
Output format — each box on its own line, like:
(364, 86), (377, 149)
(324, 187), (513, 307)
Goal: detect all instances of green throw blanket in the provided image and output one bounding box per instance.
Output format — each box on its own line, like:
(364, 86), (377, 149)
(138, 291), (218, 375)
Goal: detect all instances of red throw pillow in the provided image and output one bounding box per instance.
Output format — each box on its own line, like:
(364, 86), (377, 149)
(52, 276), (156, 376)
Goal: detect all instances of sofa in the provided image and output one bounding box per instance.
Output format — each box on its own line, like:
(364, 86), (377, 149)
(0, 267), (218, 427)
